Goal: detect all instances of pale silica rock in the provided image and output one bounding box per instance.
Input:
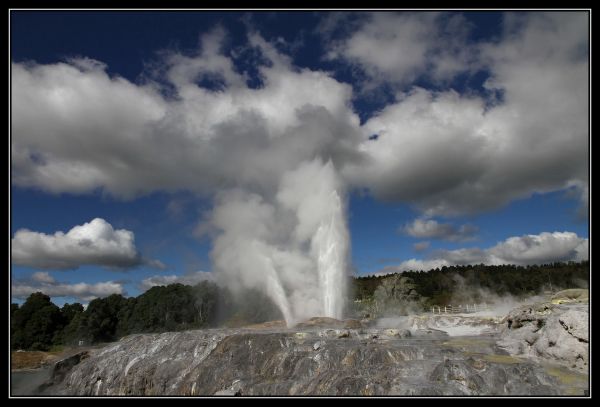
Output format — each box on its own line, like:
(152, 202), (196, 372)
(41, 318), (587, 396)
(498, 297), (589, 373)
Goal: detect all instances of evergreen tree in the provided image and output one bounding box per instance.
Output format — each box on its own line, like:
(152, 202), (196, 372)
(11, 292), (62, 350)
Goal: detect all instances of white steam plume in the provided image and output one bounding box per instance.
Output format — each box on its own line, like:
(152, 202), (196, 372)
(208, 159), (349, 325)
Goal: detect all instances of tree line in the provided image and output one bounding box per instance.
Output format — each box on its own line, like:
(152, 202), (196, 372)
(11, 279), (284, 351)
(11, 282), (219, 351)
(12, 261), (589, 350)
(353, 261), (589, 307)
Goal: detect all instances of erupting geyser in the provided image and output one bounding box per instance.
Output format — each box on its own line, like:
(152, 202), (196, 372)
(210, 159), (350, 327)
(313, 190), (347, 320)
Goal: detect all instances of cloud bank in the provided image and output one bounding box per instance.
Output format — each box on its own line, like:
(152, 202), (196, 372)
(140, 271), (215, 291)
(12, 13), (588, 217)
(413, 241), (431, 252)
(12, 272), (124, 301)
(379, 231), (588, 273)
(403, 218), (478, 242)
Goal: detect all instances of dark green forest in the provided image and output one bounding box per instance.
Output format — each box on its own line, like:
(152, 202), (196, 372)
(353, 261), (589, 307)
(11, 261), (588, 351)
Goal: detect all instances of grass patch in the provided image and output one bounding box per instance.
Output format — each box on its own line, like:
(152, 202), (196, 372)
(11, 350), (62, 370)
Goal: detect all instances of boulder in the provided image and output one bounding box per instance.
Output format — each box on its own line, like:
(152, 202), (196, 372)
(499, 302), (588, 372)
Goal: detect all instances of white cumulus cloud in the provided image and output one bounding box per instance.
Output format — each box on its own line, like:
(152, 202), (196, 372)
(11, 28), (362, 199)
(31, 271), (56, 283)
(324, 12), (475, 87)
(11, 218), (153, 270)
(488, 231), (589, 265)
(342, 12), (588, 216)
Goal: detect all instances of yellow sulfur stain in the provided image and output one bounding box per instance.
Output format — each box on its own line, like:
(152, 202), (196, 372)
(482, 354), (523, 364)
(543, 365), (588, 396)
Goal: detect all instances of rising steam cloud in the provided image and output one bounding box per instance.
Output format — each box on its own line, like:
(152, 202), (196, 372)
(206, 159), (349, 325)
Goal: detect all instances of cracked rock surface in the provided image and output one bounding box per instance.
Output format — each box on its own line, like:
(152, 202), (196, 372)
(40, 315), (587, 396)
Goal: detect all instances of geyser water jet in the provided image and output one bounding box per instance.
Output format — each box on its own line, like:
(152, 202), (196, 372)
(313, 190), (347, 320)
(259, 251), (294, 325)
(211, 159), (350, 327)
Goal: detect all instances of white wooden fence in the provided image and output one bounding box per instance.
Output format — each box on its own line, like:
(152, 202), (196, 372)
(430, 303), (490, 314)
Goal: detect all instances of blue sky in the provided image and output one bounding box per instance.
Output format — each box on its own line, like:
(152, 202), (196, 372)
(10, 11), (589, 306)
